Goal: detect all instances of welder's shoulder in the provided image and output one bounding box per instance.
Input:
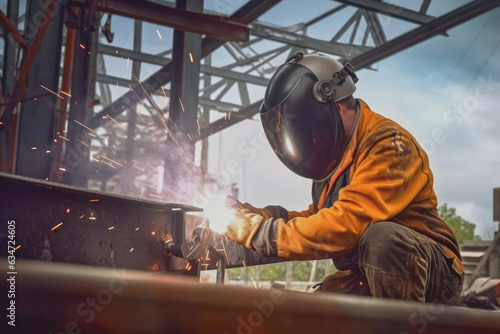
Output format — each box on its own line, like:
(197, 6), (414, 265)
(358, 113), (416, 154)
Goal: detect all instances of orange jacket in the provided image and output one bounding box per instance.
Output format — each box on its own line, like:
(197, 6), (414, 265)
(247, 99), (463, 275)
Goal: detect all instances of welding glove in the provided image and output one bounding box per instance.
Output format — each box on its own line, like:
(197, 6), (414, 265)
(224, 209), (265, 250)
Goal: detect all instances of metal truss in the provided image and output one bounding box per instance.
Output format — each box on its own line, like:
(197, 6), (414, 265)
(2, 0), (499, 193)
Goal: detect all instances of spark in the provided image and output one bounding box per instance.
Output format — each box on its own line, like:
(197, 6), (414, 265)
(46, 150), (51, 153)
(51, 222), (63, 231)
(59, 167), (66, 171)
(186, 263), (192, 271)
(130, 248), (134, 252)
(73, 119), (93, 132)
(31, 147), (37, 150)
(40, 85), (64, 99)
(187, 244), (200, 258)
(151, 231), (155, 235)
(80, 44), (85, 49)
(79, 215), (85, 219)
(88, 133), (97, 138)
(90, 199), (99, 202)
(133, 165), (145, 171)
(242, 260), (246, 267)
(359, 281), (363, 286)
(66, 208), (70, 213)
(189, 52), (194, 62)
(89, 217), (96, 220)
(156, 29), (162, 39)
(179, 98), (185, 112)
(76, 139), (89, 147)
(250, 277), (257, 289)
(58, 135), (70, 141)
(135, 227), (140, 231)
(101, 155), (123, 166)
(164, 239), (172, 243)
(61, 90), (72, 97)
(228, 112), (231, 120)
(14, 245), (21, 251)
(106, 114), (126, 130)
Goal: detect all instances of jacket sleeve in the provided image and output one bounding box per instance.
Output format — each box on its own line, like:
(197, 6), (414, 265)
(276, 128), (431, 260)
(288, 203), (316, 219)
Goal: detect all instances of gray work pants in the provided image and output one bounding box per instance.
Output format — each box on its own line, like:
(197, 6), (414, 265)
(318, 221), (463, 304)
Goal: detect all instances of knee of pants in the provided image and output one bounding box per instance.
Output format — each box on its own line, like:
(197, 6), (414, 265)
(358, 221), (412, 270)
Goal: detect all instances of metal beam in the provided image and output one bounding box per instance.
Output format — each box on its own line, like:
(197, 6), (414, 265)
(350, 0), (500, 70)
(95, 74), (243, 112)
(88, 0), (281, 130)
(97, 44), (269, 86)
(250, 22), (371, 58)
(335, 0), (435, 25)
(8, 259), (500, 334)
(198, 100), (262, 139)
(15, 0), (64, 180)
(93, 0), (249, 42)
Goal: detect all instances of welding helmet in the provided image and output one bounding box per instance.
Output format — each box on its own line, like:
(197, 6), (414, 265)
(260, 52), (358, 180)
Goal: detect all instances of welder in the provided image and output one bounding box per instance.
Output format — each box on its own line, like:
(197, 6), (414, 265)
(221, 52), (464, 304)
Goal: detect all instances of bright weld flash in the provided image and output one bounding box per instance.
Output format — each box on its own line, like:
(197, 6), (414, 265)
(203, 193), (236, 234)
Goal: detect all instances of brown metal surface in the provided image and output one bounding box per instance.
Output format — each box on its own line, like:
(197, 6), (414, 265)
(0, 0), (58, 129)
(3, 259), (500, 333)
(95, 0), (249, 42)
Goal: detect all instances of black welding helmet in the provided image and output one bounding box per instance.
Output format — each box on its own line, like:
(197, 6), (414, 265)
(260, 52), (358, 180)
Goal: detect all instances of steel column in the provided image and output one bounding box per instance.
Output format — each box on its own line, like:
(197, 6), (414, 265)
(15, 0), (64, 180)
(169, 0), (203, 143)
(59, 7), (98, 186)
(94, 0), (249, 42)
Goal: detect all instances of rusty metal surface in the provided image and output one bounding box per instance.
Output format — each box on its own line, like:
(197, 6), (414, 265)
(0, 172), (201, 272)
(2, 259), (500, 334)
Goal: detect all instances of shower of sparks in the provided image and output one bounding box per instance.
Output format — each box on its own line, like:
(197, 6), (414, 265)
(156, 29), (162, 39)
(61, 90), (72, 97)
(179, 98), (185, 112)
(40, 85), (65, 99)
(73, 119), (93, 132)
(51, 222), (63, 231)
(189, 52), (194, 62)
(106, 114), (126, 130)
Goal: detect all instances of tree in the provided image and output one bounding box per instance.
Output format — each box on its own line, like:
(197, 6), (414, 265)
(438, 203), (480, 246)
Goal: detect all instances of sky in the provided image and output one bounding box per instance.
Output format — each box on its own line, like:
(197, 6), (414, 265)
(206, 0), (500, 239)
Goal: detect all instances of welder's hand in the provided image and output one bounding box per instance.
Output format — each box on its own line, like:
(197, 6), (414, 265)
(224, 209), (265, 250)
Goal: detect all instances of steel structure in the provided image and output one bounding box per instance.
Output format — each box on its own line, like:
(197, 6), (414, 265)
(1, 0), (500, 197)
